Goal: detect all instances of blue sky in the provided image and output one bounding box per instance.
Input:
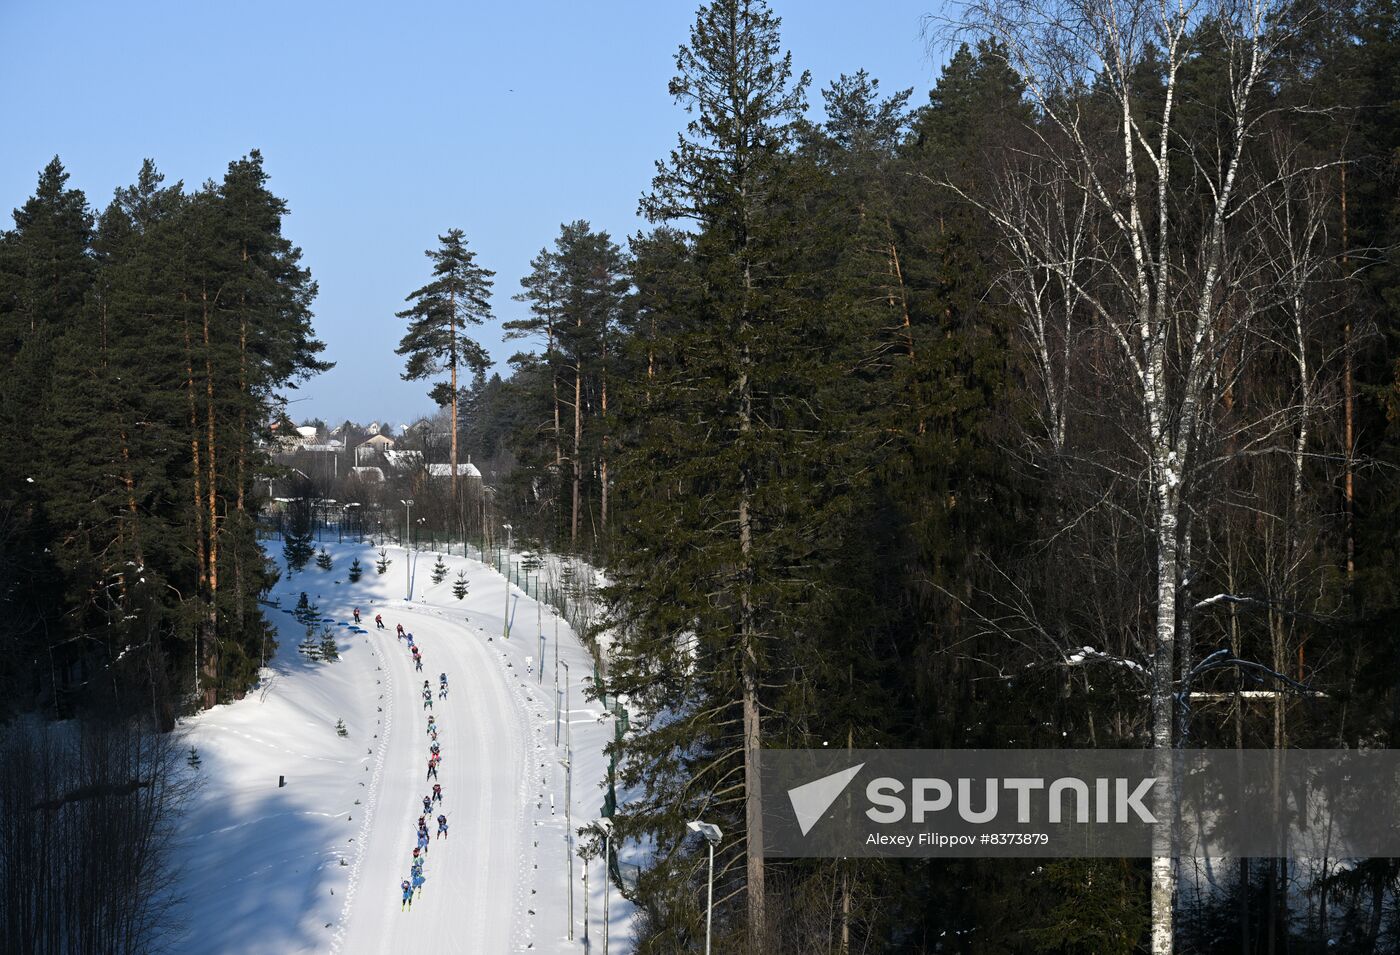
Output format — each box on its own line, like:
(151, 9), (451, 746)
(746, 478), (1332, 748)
(1, 0), (947, 424)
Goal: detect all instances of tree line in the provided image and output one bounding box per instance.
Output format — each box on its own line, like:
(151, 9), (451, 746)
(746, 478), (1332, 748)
(465, 0), (1400, 950)
(0, 151), (327, 723)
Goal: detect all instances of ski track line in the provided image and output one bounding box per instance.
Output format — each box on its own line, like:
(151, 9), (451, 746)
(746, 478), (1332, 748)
(364, 624), (420, 955)
(466, 629), (494, 945)
(329, 632), (393, 955)
(506, 643), (543, 953)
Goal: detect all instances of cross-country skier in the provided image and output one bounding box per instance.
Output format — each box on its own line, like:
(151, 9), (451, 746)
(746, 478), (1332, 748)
(430, 741), (440, 757)
(353, 608), (361, 624)
(412, 868), (425, 897)
(423, 693), (433, 711)
(401, 879), (413, 910)
(427, 758), (438, 781)
(375, 613), (384, 630)
(397, 623), (406, 639)
(426, 717), (437, 736)
(416, 657), (423, 672)
(437, 814), (448, 839)
(418, 830), (430, 854)
(422, 795), (431, 814)
(432, 783), (443, 804)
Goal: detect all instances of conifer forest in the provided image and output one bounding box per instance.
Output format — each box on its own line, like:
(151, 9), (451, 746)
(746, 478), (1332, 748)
(1, 0), (1399, 952)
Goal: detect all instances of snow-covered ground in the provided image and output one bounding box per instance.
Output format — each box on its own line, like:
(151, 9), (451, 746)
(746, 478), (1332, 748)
(168, 540), (632, 953)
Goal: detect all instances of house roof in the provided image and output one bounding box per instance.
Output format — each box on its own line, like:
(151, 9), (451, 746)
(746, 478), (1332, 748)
(381, 449), (422, 470)
(427, 462), (482, 478)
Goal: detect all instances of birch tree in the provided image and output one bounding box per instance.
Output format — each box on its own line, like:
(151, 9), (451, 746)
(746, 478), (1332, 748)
(943, 0), (1336, 947)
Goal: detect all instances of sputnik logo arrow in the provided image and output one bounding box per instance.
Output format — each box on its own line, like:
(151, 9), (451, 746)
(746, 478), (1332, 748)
(788, 763), (865, 836)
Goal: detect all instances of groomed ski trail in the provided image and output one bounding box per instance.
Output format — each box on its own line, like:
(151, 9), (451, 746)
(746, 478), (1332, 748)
(341, 602), (526, 954)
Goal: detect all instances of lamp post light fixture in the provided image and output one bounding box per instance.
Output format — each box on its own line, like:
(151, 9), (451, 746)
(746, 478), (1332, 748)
(687, 820), (723, 955)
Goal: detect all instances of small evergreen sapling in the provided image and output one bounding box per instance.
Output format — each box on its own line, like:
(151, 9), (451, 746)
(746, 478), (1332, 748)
(376, 549), (391, 575)
(348, 558), (363, 583)
(187, 746), (202, 769)
(336, 718), (348, 737)
(316, 548), (333, 571)
(432, 555), (448, 585)
(452, 569), (469, 600)
(298, 624), (322, 660)
(320, 626), (339, 661)
(294, 591), (320, 624)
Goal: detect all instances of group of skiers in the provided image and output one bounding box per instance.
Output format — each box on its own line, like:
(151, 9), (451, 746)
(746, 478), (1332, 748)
(388, 616), (451, 911)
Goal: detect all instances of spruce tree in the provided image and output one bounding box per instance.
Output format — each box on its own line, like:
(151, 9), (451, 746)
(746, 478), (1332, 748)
(452, 570), (469, 600)
(610, 1), (818, 943)
(315, 548), (333, 571)
(431, 555), (448, 584)
(375, 549), (391, 574)
(347, 557), (363, 583)
(283, 498), (315, 572)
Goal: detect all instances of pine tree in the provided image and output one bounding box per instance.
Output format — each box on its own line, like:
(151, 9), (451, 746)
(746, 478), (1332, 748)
(320, 627), (339, 661)
(315, 548), (333, 571)
(512, 222), (629, 547)
(348, 557), (363, 583)
(375, 549), (391, 575)
(396, 229), (494, 516)
(452, 570), (469, 600)
(431, 555), (448, 584)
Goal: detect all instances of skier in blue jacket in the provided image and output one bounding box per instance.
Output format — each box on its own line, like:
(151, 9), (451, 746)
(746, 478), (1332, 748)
(401, 879), (414, 910)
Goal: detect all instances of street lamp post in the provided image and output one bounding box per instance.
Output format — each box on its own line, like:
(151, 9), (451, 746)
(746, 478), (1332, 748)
(551, 655), (562, 744)
(400, 499), (414, 599)
(560, 751), (573, 941)
(687, 821), (723, 955)
(597, 818), (613, 954)
(501, 523), (513, 638)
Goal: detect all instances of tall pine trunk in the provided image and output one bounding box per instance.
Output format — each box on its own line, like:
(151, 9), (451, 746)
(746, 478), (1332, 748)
(600, 337), (609, 536)
(201, 286), (219, 708)
(182, 304), (208, 707)
(450, 288), (459, 508)
(739, 248), (766, 948)
(572, 346), (582, 547)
